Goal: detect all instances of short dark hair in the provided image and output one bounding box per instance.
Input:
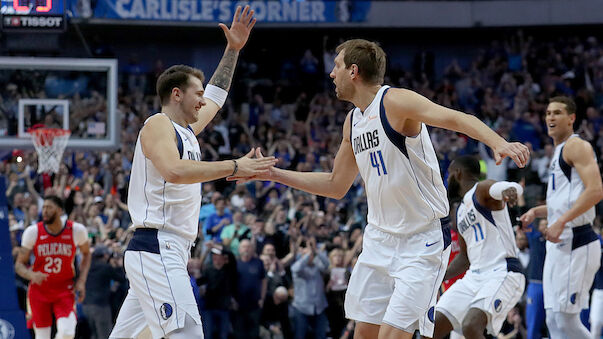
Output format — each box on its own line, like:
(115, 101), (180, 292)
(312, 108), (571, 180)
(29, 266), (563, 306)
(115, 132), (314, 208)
(452, 155), (481, 179)
(549, 96), (576, 115)
(44, 195), (64, 210)
(156, 65), (205, 106)
(336, 39), (386, 85)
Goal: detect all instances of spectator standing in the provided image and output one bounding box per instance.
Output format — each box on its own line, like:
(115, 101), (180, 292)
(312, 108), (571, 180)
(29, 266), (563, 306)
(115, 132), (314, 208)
(204, 197), (233, 243)
(200, 245), (235, 339)
(290, 237), (329, 339)
(82, 245), (126, 339)
(234, 239), (267, 339)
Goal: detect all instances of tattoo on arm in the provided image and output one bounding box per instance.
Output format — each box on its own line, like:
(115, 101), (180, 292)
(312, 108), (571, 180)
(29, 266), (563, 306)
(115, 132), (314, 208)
(208, 49), (239, 90)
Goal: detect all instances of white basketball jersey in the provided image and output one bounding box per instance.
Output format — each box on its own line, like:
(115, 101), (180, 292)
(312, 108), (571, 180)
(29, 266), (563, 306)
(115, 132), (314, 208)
(547, 134), (595, 227)
(128, 114), (202, 242)
(351, 86), (448, 235)
(456, 184), (519, 271)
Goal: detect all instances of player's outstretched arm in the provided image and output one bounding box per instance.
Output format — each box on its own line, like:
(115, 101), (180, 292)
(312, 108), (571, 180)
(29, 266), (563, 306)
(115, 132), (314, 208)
(191, 5), (256, 135)
(475, 180), (523, 211)
(443, 235), (469, 281)
(228, 112), (359, 200)
(383, 88), (530, 168)
(142, 114), (277, 184)
(545, 138), (603, 242)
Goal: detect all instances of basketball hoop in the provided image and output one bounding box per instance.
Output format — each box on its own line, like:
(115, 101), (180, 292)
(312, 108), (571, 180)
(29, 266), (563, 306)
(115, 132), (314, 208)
(29, 127), (71, 174)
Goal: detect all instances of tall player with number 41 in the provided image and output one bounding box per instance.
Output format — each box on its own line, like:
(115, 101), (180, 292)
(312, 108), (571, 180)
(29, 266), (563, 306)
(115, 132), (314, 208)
(15, 196), (91, 339)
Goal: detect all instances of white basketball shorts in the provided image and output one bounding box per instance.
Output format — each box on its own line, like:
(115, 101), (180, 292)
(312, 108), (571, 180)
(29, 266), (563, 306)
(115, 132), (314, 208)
(543, 224), (601, 313)
(110, 229), (202, 339)
(345, 217), (451, 337)
(436, 260), (525, 335)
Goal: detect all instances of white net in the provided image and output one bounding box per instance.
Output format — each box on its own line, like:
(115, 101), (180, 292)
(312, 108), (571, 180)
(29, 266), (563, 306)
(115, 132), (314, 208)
(30, 128), (71, 174)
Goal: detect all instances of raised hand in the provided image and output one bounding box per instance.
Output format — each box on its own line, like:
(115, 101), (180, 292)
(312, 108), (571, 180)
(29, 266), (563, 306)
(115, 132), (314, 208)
(220, 5), (257, 51)
(494, 141), (530, 168)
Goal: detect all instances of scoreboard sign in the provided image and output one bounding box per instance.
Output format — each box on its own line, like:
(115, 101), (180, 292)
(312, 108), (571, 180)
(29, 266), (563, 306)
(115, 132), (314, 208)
(1, 0), (65, 31)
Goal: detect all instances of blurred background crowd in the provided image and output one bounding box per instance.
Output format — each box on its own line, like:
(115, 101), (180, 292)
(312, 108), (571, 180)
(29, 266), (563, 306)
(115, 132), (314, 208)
(4, 28), (603, 339)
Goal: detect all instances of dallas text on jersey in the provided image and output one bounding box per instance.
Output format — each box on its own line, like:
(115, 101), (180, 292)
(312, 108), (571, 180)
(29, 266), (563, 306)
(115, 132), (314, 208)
(353, 129), (379, 155)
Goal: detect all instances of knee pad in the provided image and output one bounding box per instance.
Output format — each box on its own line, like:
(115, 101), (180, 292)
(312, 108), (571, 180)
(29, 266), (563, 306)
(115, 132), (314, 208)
(55, 312), (77, 339)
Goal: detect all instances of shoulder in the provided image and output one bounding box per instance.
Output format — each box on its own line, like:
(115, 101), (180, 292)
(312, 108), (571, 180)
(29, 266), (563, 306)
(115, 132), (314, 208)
(72, 221), (87, 233)
(71, 222), (89, 246)
(563, 136), (594, 164)
(382, 87), (414, 106)
(342, 109), (354, 140)
(23, 223), (39, 236)
(21, 225), (39, 249)
(564, 136), (593, 155)
(140, 114), (174, 138)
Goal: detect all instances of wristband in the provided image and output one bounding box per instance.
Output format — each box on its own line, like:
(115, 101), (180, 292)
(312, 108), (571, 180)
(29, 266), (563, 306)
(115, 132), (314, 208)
(231, 160), (238, 176)
(489, 181), (523, 200)
(204, 84), (228, 108)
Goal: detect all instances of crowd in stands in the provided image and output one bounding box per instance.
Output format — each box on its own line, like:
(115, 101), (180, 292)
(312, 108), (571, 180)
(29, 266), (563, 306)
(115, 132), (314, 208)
(4, 30), (603, 338)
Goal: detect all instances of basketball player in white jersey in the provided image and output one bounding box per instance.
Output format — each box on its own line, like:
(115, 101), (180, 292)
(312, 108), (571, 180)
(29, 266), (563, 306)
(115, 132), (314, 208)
(229, 39), (530, 339)
(433, 156), (525, 339)
(109, 6), (277, 339)
(520, 96), (603, 339)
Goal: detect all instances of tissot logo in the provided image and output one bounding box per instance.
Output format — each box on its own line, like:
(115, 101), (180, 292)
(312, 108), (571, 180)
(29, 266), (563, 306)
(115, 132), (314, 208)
(2, 15), (64, 29)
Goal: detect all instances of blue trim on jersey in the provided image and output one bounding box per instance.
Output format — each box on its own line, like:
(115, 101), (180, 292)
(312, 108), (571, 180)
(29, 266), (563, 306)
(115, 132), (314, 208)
(471, 190), (496, 226)
(506, 257), (522, 273)
(559, 146), (572, 181)
(350, 110), (353, 142)
(140, 251), (167, 336)
(379, 88), (409, 158)
(572, 224), (599, 250)
(127, 228), (160, 254)
(187, 125), (195, 134)
(441, 217), (451, 249)
(175, 128), (184, 159)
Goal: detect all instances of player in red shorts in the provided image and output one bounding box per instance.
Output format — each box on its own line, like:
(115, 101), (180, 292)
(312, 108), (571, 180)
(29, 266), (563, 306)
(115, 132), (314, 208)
(14, 195), (91, 339)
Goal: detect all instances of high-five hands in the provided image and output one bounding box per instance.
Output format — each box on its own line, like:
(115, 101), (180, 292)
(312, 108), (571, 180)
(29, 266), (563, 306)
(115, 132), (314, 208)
(233, 148), (277, 179)
(228, 148), (276, 184)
